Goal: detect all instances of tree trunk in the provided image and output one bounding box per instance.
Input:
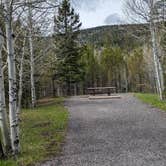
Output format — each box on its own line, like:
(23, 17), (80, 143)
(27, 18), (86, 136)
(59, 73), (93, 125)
(28, 3), (36, 108)
(17, 37), (26, 114)
(124, 64), (128, 93)
(0, 139), (5, 159)
(0, 28), (11, 155)
(150, 19), (163, 100)
(158, 58), (164, 91)
(4, 0), (20, 154)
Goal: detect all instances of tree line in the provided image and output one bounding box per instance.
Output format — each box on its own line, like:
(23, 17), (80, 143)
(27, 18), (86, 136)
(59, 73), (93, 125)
(0, 0), (60, 157)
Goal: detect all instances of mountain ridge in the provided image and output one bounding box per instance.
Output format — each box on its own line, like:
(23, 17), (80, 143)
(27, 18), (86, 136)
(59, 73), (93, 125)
(79, 23), (149, 49)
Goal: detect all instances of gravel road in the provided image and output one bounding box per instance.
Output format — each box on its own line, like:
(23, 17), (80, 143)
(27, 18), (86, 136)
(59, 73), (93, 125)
(40, 94), (166, 166)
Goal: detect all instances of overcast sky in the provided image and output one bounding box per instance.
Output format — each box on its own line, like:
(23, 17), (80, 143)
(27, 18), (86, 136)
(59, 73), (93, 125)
(72, 0), (126, 29)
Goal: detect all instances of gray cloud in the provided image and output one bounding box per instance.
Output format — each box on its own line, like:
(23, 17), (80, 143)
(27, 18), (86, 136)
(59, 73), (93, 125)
(71, 0), (125, 28)
(104, 13), (125, 25)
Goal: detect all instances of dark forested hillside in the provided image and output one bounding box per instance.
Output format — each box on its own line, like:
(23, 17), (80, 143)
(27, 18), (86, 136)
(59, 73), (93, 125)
(79, 24), (150, 49)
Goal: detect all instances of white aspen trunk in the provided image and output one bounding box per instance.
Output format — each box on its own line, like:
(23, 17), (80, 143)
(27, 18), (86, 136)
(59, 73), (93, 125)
(4, 0), (19, 154)
(149, 0), (164, 100)
(17, 37), (26, 114)
(29, 35), (36, 108)
(158, 58), (164, 91)
(124, 65), (128, 93)
(0, 28), (11, 154)
(28, 3), (36, 108)
(150, 20), (163, 99)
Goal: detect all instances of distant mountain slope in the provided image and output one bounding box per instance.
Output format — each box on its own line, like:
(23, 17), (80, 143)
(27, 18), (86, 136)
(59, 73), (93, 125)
(79, 24), (150, 49)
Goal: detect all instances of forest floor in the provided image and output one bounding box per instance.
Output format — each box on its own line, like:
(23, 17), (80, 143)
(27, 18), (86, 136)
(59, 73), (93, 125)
(0, 98), (68, 166)
(40, 94), (166, 166)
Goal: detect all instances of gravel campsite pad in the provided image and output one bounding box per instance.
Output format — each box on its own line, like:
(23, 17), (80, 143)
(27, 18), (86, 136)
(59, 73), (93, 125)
(40, 94), (166, 166)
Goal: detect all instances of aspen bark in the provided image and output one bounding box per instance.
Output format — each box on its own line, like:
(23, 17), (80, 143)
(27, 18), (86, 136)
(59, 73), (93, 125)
(17, 37), (26, 114)
(4, 0), (20, 154)
(0, 28), (11, 155)
(28, 2), (36, 108)
(124, 64), (128, 93)
(149, 0), (164, 100)
(150, 22), (162, 99)
(158, 58), (164, 91)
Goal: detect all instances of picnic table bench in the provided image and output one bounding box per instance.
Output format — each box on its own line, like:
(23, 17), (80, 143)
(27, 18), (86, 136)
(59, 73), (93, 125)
(87, 87), (116, 96)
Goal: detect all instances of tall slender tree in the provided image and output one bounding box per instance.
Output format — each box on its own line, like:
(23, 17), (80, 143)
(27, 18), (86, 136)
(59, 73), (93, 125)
(4, 0), (20, 154)
(28, 1), (36, 108)
(0, 27), (11, 156)
(125, 0), (165, 99)
(54, 0), (82, 95)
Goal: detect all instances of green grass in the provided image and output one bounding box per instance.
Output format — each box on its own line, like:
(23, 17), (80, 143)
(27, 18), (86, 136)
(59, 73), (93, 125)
(135, 93), (166, 111)
(0, 98), (69, 166)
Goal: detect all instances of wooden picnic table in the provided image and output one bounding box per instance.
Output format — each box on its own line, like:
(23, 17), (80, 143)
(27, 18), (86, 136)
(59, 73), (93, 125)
(87, 87), (116, 96)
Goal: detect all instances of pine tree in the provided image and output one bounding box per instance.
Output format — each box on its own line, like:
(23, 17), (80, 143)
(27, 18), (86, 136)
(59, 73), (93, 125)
(54, 0), (83, 95)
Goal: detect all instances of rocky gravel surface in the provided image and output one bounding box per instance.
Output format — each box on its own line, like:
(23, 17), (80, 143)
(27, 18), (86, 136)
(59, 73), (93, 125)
(40, 94), (166, 166)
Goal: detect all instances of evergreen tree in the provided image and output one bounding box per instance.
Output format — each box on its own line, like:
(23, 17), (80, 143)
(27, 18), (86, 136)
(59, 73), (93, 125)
(54, 0), (82, 95)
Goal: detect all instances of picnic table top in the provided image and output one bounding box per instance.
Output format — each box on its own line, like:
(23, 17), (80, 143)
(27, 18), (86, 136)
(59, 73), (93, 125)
(87, 87), (116, 90)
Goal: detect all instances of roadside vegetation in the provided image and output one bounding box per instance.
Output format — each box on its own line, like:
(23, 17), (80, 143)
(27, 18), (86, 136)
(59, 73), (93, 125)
(135, 93), (166, 112)
(0, 98), (68, 166)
